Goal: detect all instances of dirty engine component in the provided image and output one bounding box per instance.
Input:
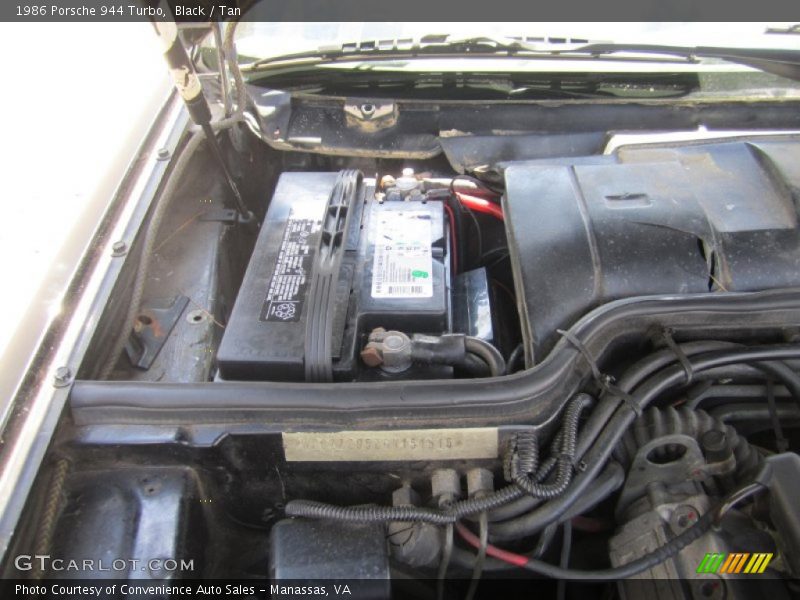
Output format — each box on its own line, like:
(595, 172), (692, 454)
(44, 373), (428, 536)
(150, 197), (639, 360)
(504, 140), (800, 361)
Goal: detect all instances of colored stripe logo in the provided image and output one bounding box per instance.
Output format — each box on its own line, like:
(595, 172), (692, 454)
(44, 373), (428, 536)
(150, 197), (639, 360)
(697, 552), (773, 574)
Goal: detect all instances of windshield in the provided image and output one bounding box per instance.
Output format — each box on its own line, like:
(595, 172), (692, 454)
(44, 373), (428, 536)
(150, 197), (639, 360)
(235, 22), (800, 61)
(224, 22), (800, 101)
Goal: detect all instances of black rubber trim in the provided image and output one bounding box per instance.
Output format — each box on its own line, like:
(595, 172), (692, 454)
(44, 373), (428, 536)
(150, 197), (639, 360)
(69, 288), (800, 431)
(304, 170), (361, 382)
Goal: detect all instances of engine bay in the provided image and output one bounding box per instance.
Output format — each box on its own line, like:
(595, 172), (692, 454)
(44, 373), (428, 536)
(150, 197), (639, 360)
(4, 30), (800, 600)
(205, 138), (800, 385)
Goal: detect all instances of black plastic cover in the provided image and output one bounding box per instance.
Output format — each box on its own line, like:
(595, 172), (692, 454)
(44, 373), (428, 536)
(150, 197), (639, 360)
(504, 139), (800, 361)
(217, 172), (357, 381)
(269, 519), (390, 590)
(23, 467), (205, 579)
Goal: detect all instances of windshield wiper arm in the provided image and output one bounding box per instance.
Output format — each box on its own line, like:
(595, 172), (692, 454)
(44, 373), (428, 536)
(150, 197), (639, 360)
(570, 43), (800, 82)
(243, 36), (800, 83)
(244, 37), (514, 69)
(243, 35), (626, 71)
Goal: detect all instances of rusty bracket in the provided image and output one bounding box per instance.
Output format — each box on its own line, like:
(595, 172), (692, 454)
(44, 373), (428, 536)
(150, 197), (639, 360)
(125, 295), (190, 370)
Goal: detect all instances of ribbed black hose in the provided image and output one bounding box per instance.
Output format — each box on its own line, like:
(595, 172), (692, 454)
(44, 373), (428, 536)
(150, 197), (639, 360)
(501, 346), (800, 539)
(573, 341), (743, 466)
(540, 343), (790, 497)
(490, 344), (800, 541)
(506, 431), (538, 481)
(286, 395), (588, 524)
(284, 501), (458, 525)
(512, 395), (591, 499)
(615, 406), (761, 476)
(286, 465), (535, 524)
(492, 457), (560, 521)
(501, 459), (623, 529)
(487, 342), (740, 524)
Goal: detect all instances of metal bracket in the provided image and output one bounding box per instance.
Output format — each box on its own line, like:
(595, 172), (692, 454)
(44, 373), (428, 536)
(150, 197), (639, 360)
(200, 208), (248, 224)
(125, 295), (190, 370)
(616, 433), (708, 519)
(344, 100), (398, 132)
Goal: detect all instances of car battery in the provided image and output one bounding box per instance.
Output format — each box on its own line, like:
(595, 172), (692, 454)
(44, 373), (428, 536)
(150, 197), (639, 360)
(217, 170), (451, 382)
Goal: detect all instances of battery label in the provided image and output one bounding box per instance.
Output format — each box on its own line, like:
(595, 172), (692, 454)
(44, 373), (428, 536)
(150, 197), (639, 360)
(260, 215), (321, 322)
(371, 210), (434, 299)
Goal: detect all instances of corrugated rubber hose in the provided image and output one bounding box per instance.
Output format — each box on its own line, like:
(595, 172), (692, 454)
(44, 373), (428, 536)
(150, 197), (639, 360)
(284, 395), (591, 523)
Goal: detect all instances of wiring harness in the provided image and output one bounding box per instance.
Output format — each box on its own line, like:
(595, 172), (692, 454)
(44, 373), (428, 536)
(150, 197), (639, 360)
(284, 340), (800, 580)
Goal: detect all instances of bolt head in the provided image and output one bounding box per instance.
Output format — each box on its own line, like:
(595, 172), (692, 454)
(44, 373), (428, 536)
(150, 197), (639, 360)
(384, 334), (406, 350)
(670, 504), (699, 534)
(701, 429), (730, 463)
(111, 240), (127, 256)
(360, 345), (383, 367)
(156, 147), (171, 160)
(53, 366), (72, 387)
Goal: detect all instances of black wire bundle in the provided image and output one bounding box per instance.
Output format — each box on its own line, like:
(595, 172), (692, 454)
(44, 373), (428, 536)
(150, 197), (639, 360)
(490, 342), (800, 541)
(285, 340), (800, 581)
(285, 394), (591, 523)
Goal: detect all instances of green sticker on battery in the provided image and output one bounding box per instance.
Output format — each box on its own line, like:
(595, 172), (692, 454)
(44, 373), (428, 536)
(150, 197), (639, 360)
(372, 210), (434, 299)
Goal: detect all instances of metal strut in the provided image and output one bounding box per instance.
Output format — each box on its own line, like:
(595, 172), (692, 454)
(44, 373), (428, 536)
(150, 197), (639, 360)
(152, 20), (253, 222)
